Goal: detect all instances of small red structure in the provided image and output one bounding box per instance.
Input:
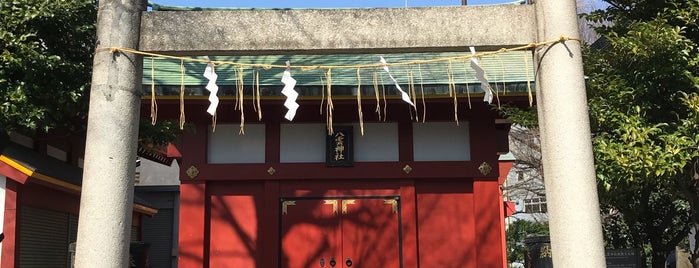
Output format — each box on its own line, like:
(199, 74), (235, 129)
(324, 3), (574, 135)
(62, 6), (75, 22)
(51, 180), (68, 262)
(0, 132), (158, 267)
(139, 47), (534, 267)
(149, 95), (521, 267)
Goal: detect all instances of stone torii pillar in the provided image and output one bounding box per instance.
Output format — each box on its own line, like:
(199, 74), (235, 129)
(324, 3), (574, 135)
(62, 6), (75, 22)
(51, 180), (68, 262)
(535, 0), (606, 266)
(75, 0), (606, 267)
(74, 0), (145, 267)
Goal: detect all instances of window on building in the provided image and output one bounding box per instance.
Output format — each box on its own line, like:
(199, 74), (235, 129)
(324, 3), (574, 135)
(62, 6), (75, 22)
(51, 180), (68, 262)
(524, 196), (547, 213)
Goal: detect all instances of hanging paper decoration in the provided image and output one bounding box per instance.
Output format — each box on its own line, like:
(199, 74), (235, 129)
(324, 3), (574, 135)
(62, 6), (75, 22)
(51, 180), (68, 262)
(469, 47), (493, 104)
(202, 57), (220, 115)
(379, 57), (415, 107)
(281, 62), (299, 121)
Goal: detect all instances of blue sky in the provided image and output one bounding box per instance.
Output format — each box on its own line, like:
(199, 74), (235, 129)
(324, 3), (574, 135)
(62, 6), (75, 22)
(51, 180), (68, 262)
(151, 0), (520, 8)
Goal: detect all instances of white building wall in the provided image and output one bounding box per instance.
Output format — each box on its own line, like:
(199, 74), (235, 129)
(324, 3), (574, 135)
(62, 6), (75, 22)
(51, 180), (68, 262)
(136, 158), (180, 186)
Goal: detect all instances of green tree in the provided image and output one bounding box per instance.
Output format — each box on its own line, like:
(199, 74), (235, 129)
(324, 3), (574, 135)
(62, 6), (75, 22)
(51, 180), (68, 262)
(506, 220), (549, 265)
(584, 1), (699, 266)
(499, 1), (699, 266)
(1, 0), (187, 147)
(1, 0), (97, 133)
(599, 181), (691, 267)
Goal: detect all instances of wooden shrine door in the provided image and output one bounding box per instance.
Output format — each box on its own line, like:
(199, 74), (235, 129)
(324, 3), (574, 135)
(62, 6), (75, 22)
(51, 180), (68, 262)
(280, 197), (401, 268)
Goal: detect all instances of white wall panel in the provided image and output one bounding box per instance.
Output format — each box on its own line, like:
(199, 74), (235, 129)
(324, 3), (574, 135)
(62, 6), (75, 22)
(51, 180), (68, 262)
(280, 123), (400, 163)
(353, 123), (399, 162)
(413, 122), (470, 161)
(280, 124), (325, 163)
(208, 124), (265, 163)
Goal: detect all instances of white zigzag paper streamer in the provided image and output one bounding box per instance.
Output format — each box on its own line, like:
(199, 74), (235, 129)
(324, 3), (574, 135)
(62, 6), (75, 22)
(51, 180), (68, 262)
(203, 59), (220, 115)
(379, 57), (415, 107)
(281, 69), (299, 121)
(469, 47), (493, 104)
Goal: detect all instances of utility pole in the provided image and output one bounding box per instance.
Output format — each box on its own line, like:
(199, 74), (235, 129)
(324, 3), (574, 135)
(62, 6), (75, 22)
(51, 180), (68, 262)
(535, 0), (606, 267)
(462, 0), (467, 5)
(74, 0), (145, 267)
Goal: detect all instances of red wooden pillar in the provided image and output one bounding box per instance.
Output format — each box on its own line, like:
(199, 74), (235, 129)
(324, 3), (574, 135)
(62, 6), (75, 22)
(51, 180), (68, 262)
(177, 116), (208, 267)
(2, 180), (19, 268)
(400, 179), (418, 268)
(470, 106), (506, 267)
(178, 181), (206, 268)
(498, 160), (515, 267)
(261, 181), (280, 268)
(498, 192), (508, 268)
(416, 180), (476, 268)
(473, 179), (505, 268)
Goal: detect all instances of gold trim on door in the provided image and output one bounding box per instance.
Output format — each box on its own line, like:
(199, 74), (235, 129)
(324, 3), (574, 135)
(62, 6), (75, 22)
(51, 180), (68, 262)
(324, 200), (339, 214)
(384, 199), (398, 214)
(282, 201), (296, 215)
(341, 200), (356, 214)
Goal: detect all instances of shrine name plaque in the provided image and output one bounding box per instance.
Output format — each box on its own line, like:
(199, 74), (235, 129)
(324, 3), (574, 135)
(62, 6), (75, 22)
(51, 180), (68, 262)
(326, 126), (353, 167)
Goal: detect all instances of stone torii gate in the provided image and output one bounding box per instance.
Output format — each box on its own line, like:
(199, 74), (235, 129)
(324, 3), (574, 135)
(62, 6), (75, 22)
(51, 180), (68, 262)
(74, 0), (605, 267)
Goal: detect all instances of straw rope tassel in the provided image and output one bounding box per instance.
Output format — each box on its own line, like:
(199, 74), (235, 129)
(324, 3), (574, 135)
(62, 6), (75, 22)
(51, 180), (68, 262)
(150, 56), (158, 125)
(495, 81), (502, 108)
(233, 67), (240, 111)
(211, 113), (217, 133)
(494, 54), (504, 108)
(460, 61), (472, 110)
(238, 66), (245, 135)
(493, 73), (502, 109)
(373, 69), (381, 121)
(255, 69), (262, 120)
(253, 68), (258, 114)
(357, 68), (365, 136)
(447, 61), (453, 97)
(448, 60), (459, 125)
(319, 74), (326, 115)
(407, 70), (415, 121)
(492, 60), (505, 108)
(409, 69), (417, 109)
(498, 53), (507, 94)
(179, 59), (185, 130)
(380, 72), (387, 122)
(411, 69), (418, 122)
(524, 51), (533, 107)
(418, 64), (426, 123)
(326, 68), (334, 135)
(404, 69), (413, 121)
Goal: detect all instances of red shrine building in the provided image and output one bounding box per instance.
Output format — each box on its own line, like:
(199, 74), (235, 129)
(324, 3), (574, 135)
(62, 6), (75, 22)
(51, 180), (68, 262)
(144, 51), (530, 268)
(0, 131), (159, 267)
